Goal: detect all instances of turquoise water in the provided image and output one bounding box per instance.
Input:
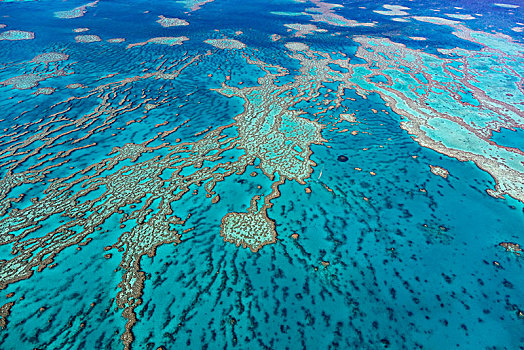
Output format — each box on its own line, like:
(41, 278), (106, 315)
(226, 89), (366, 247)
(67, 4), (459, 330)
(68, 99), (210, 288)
(491, 127), (524, 150)
(0, 0), (523, 349)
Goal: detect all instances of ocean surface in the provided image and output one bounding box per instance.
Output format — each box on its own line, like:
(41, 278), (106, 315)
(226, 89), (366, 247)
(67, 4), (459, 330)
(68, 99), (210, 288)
(0, 0), (523, 349)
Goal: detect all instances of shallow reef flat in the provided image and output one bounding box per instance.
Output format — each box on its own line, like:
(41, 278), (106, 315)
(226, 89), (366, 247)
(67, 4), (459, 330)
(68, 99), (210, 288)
(0, 0), (523, 349)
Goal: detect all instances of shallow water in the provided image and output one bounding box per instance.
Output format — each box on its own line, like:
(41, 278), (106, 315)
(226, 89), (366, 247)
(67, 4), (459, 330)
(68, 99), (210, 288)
(0, 0), (523, 349)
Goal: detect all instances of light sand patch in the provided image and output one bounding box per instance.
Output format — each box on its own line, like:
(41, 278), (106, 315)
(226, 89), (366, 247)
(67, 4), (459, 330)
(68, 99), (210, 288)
(156, 16), (189, 27)
(284, 23), (327, 37)
(494, 3), (519, 8)
(54, 1), (98, 19)
(107, 38), (126, 43)
(0, 30), (34, 41)
(374, 4), (410, 16)
(127, 36), (188, 49)
(285, 42), (309, 51)
(446, 14), (475, 20)
(413, 16), (461, 25)
(204, 38), (245, 49)
(75, 35), (101, 43)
